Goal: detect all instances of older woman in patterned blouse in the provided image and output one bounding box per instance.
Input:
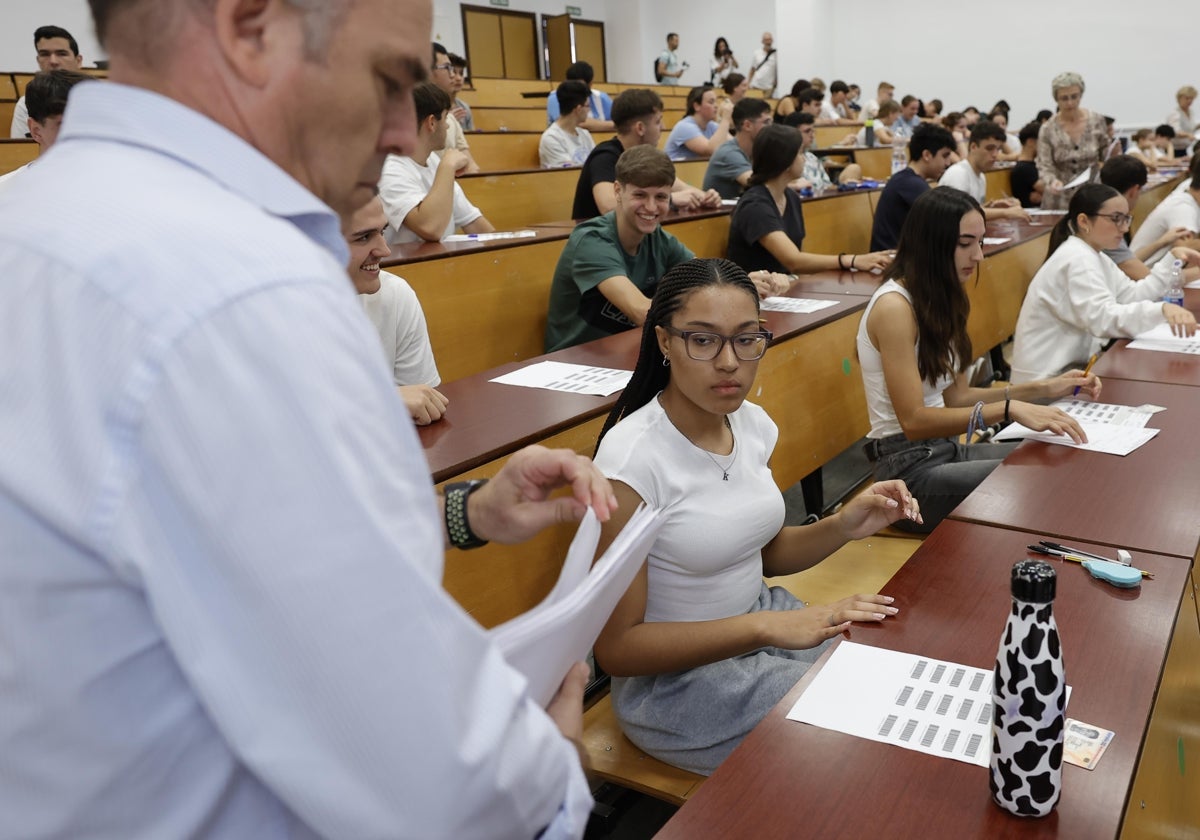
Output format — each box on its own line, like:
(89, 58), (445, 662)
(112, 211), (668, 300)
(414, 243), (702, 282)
(1036, 72), (1110, 210)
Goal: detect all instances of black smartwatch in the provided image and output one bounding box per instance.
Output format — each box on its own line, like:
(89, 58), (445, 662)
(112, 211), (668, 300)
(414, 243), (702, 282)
(444, 479), (489, 549)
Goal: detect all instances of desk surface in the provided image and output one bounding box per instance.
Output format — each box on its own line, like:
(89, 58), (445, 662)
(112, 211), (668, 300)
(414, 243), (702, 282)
(657, 519), (1189, 840)
(950, 377), (1200, 561)
(1090, 288), (1200, 388)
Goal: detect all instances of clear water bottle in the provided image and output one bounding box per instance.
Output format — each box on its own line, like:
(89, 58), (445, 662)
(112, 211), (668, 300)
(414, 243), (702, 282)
(990, 559), (1065, 818)
(891, 133), (907, 175)
(1163, 258), (1185, 309)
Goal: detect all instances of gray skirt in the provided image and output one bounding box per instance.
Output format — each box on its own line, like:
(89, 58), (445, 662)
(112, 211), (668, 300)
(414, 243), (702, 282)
(611, 582), (831, 776)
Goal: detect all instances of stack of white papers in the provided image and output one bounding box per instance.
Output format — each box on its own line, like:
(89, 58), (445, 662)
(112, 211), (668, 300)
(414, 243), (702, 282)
(444, 230), (538, 242)
(491, 505), (663, 707)
(760, 297), (839, 314)
(1127, 323), (1200, 355)
(982, 237), (1011, 246)
(993, 399), (1159, 455)
(788, 642), (1071, 766)
(490, 361), (632, 396)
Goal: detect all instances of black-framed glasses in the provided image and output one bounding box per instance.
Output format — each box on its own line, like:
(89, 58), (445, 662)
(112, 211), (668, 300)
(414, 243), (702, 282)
(663, 326), (773, 361)
(1092, 212), (1133, 229)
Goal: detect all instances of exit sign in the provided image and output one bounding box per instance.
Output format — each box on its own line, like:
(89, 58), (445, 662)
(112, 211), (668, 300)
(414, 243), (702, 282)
(489, 0), (509, 6)
(566, 5), (582, 14)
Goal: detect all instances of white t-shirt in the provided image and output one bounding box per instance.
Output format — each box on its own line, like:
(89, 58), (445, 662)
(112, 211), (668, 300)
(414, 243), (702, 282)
(938, 159), (986, 203)
(1011, 236), (1172, 383)
(593, 397), (783, 623)
(359, 270), (440, 388)
(857, 280), (955, 439)
(538, 122), (595, 168)
(9, 96), (29, 138)
(820, 100), (848, 122)
(377, 151), (483, 245)
(748, 48), (777, 92)
(1129, 189), (1200, 266)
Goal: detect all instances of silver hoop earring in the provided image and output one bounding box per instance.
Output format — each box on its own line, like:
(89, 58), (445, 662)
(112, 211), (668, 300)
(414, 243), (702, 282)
(662, 357), (670, 367)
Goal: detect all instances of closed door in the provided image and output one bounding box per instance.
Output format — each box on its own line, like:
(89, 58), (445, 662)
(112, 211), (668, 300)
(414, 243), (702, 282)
(462, 5), (539, 79)
(571, 21), (606, 83)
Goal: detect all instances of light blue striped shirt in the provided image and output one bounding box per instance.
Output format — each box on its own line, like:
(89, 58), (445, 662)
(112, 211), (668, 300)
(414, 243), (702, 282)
(0, 81), (589, 839)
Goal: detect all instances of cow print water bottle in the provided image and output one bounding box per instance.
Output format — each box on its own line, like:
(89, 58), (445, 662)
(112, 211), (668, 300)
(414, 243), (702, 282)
(990, 559), (1065, 817)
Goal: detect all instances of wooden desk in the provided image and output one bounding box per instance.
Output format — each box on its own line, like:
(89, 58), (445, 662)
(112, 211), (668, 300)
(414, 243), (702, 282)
(658, 519), (1193, 840)
(0, 139), (37, 176)
(950, 377), (1200, 561)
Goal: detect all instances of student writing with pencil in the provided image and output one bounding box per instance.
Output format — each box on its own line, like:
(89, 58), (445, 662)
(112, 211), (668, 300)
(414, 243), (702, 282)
(1011, 183), (1199, 383)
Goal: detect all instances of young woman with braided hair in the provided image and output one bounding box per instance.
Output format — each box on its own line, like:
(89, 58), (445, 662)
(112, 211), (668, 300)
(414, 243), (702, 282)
(591, 257), (920, 775)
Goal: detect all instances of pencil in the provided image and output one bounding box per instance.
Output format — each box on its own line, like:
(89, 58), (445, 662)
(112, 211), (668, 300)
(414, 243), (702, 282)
(1073, 353), (1099, 396)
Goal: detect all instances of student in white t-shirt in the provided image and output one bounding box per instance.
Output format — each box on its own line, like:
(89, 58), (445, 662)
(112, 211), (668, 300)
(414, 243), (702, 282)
(378, 82), (494, 245)
(539, 80), (596, 168)
(938, 120), (1030, 222)
(343, 196), (447, 426)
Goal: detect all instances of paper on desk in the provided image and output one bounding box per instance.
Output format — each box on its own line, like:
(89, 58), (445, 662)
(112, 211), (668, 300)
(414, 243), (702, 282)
(982, 237), (1011, 245)
(1127, 322), (1200, 355)
(1049, 398), (1153, 428)
(721, 198), (739, 207)
(760, 297), (839, 314)
(787, 642), (997, 766)
(443, 229), (538, 242)
(993, 419), (1158, 455)
(490, 361), (632, 396)
(1186, 278), (1200, 289)
(490, 505), (663, 708)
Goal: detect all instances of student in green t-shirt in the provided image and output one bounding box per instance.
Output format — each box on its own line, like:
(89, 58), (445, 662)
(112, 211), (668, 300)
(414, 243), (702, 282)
(544, 146), (694, 352)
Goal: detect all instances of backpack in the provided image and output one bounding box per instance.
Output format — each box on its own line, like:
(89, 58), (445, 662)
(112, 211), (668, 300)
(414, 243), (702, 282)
(654, 56), (664, 83)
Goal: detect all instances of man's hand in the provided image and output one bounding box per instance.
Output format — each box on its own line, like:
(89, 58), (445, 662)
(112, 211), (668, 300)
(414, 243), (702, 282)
(439, 148), (469, 175)
(399, 384), (449, 425)
(467, 446), (618, 544)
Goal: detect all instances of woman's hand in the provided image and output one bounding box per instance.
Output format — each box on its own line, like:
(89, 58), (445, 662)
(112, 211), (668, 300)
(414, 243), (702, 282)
(762, 594), (899, 649)
(851, 250), (894, 273)
(1163, 303), (1198, 337)
(1010, 402), (1087, 443)
(1168, 245), (1200, 267)
(1159, 228), (1197, 253)
(835, 480), (922, 539)
(748, 270), (793, 298)
(1045, 369), (1102, 400)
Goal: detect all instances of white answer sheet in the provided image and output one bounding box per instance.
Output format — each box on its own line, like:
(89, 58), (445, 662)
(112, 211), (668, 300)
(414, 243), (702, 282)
(759, 297), (839, 314)
(490, 361), (632, 396)
(1127, 322), (1200, 355)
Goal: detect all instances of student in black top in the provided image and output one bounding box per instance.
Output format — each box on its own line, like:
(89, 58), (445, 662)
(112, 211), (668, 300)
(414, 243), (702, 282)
(1010, 122), (1044, 208)
(571, 89), (720, 220)
(727, 124), (893, 275)
(870, 123), (957, 251)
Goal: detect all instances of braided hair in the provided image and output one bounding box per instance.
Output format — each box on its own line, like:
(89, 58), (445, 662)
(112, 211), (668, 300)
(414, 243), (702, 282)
(595, 258), (760, 452)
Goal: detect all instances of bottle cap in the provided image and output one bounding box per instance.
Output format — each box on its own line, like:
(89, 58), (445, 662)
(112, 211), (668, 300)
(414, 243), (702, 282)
(1011, 559), (1056, 603)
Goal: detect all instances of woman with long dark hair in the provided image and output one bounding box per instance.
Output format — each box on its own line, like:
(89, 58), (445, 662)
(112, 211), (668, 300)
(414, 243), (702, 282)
(1012, 183), (1198, 382)
(591, 258), (919, 776)
(858, 188), (1099, 532)
(727, 124), (892, 275)
(710, 37), (738, 85)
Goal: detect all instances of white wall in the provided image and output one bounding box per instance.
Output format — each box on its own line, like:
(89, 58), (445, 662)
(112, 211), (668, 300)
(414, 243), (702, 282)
(4, 0), (1194, 131)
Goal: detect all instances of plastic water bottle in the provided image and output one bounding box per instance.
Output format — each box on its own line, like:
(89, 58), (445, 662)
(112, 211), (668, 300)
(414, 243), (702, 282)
(990, 559), (1065, 818)
(891, 133), (907, 175)
(1163, 258), (1184, 309)
(863, 119), (875, 148)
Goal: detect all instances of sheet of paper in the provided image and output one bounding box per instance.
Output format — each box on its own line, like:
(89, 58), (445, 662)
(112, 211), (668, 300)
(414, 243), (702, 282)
(993, 419), (1159, 455)
(982, 237), (1011, 245)
(490, 505), (664, 707)
(721, 198), (739, 207)
(443, 229), (538, 242)
(490, 361), (632, 396)
(1127, 322), (1200, 355)
(1185, 278), (1200, 290)
(1063, 168), (1092, 190)
(1027, 208), (1063, 216)
(1050, 398), (1153, 428)
(760, 297), (839, 314)
(787, 642), (997, 766)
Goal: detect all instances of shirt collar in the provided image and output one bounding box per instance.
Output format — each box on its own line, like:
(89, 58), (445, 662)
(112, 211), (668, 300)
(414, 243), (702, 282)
(59, 81), (348, 264)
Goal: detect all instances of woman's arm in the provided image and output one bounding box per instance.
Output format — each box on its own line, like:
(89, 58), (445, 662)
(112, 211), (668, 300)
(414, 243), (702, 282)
(759, 231), (893, 275)
(868, 293), (1091, 441)
(760, 481), (920, 577)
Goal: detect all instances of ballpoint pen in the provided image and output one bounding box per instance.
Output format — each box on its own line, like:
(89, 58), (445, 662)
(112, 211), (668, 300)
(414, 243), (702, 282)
(1027, 544), (1152, 579)
(1039, 540), (1132, 566)
(1074, 353), (1099, 395)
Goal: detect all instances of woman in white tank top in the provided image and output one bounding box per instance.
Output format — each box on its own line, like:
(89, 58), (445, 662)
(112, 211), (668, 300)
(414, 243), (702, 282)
(857, 187), (1101, 532)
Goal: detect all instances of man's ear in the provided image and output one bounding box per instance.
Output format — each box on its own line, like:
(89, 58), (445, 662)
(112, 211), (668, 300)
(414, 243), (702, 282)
(212, 0), (295, 88)
(28, 118), (44, 145)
